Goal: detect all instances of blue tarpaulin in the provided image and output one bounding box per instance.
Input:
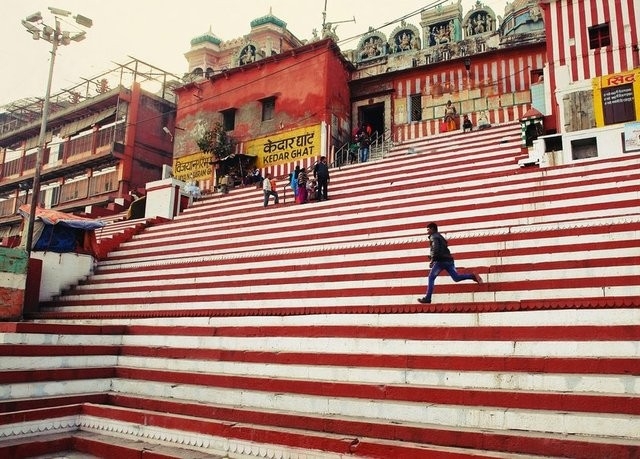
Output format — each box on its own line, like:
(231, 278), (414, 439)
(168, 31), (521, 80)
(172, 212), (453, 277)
(18, 205), (105, 255)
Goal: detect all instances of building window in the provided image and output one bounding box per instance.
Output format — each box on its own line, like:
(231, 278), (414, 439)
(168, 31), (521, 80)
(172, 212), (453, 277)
(409, 94), (422, 122)
(221, 108), (236, 131)
(43, 186), (60, 208)
(571, 137), (597, 160)
(261, 96), (276, 121)
(588, 23), (610, 49)
(530, 68), (544, 84)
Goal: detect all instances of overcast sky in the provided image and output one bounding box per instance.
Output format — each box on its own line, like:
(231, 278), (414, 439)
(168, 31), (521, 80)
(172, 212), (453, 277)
(0, 0), (508, 107)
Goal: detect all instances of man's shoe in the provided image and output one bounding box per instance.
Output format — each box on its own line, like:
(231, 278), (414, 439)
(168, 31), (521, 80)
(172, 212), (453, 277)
(417, 297), (431, 304)
(473, 273), (483, 284)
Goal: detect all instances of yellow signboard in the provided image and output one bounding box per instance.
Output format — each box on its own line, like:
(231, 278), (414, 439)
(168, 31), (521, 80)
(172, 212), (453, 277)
(246, 124), (321, 168)
(172, 152), (212, 183)
(593, 68), (640, 127)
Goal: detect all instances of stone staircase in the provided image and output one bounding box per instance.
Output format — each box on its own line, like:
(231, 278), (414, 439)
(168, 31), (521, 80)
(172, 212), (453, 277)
(1, 121), (639, 458)
(92, 214), (170, 260)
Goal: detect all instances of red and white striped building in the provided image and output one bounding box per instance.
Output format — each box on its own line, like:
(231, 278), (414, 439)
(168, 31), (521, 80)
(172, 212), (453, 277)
(541, 0), (640, 132)
(388, 46), (547, 143)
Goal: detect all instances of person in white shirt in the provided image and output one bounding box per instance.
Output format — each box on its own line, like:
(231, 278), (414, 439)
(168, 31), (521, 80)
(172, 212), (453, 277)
(184, 179), (202, 200)
(262, 173), (279, 207)
(477, 111), (491, 130)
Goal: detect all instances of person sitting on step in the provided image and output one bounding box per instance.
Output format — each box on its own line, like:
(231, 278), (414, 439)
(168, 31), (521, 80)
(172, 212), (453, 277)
(477, 111), (491, 130)
(462, 114), (473, 132)
(443, 100), (457, 132)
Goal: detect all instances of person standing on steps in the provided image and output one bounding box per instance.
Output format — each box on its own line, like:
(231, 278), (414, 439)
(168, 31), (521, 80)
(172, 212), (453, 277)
(418, 222), (482, 304)
(288, 166), (299, 199)
(313, 156), (330, 201)
(262, 173), (279, 207)
(296, 167), (309, 203)
(356, 124), (371, 163)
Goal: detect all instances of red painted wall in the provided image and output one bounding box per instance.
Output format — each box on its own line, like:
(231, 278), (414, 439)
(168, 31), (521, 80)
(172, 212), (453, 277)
(174, 39), (352, 176)
(121, 84), (175, 195)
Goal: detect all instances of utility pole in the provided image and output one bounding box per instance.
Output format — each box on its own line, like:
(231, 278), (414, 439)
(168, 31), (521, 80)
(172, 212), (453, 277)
(20, 7), (92, 255)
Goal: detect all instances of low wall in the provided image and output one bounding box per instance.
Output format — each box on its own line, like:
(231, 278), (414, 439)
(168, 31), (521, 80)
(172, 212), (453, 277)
(0, 248), (40, 320)
(30, 252), (95, 302)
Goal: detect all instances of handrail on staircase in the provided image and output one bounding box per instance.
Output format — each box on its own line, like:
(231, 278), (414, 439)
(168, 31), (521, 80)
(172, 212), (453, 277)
(330, 128), (392, 170)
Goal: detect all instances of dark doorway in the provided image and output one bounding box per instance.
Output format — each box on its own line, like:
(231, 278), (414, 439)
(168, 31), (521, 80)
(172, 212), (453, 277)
(359, 103), (385, 137)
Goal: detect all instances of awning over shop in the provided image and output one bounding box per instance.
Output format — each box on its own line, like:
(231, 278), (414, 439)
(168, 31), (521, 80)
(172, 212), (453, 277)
(209, 152), (257, 164)
(18, 205), (105, 230)
(24, 132), (53, 150)
(59, 106), (117, 138)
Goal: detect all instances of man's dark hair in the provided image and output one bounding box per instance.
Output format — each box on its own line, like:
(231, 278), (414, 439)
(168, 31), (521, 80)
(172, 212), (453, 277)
(427, 222), (438, 231)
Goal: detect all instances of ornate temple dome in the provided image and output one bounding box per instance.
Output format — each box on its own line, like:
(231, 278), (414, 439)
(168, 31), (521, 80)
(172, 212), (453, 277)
(250, 8), (287, 29)
(190, 28), (222, 47)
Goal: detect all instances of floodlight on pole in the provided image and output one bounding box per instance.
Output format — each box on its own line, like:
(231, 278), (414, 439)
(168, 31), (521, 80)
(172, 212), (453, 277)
(25, 12), (43, 23)
(21, 7), (92, 256)
(47, 7), (72, 17)
(21, 20), (40, 34)
(74, 15), (93, 28)
(71, 31), (86, 42)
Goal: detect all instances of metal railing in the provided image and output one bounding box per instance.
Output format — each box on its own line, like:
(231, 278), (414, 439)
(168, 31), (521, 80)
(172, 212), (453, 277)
(331, 128), (392, 169)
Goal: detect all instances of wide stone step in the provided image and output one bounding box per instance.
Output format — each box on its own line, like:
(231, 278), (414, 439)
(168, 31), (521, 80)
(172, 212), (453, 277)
(3, 340), (637, 396)
(97, 183), (640, 265)
(2, 397), (638, 458)
(39, 216), (640, 314)
(26, 305), (640, 327)
(0, 429), (224, 459)
(174, 143), (633, 217)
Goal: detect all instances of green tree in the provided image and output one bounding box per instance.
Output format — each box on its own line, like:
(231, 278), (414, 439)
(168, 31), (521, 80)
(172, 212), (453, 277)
(196, 122), (233, 159)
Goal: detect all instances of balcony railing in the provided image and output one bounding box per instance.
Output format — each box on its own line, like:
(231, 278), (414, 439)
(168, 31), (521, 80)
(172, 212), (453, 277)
(2, 158), (23, 178)
(0, 197), (17, 217)
(88, 170), (118, 197)
(66, 134), (94, 160)
(0, 123), (125, 218)
(1, 123), (125, 182)
(59, 179), (89, 203)
(57, 170), (117, 204)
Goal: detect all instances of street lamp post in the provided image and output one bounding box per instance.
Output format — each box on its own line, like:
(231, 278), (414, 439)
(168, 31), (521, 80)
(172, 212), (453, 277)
(21, 7), (92, 256)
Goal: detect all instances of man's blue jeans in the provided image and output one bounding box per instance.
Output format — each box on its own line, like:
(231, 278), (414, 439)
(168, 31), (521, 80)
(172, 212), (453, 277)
(425, 261), (475, 301)
(359, 146), (369, 163)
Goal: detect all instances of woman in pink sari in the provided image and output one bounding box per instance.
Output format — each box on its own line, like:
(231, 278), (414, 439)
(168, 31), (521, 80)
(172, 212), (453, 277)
(296, 168), (308, 203)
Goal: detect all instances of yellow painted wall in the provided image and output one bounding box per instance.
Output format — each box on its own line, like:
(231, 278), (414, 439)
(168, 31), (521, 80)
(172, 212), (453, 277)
(172, 152), (213, 184)
(246, 124), (321, 168)
(593, 68), (640, 127)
